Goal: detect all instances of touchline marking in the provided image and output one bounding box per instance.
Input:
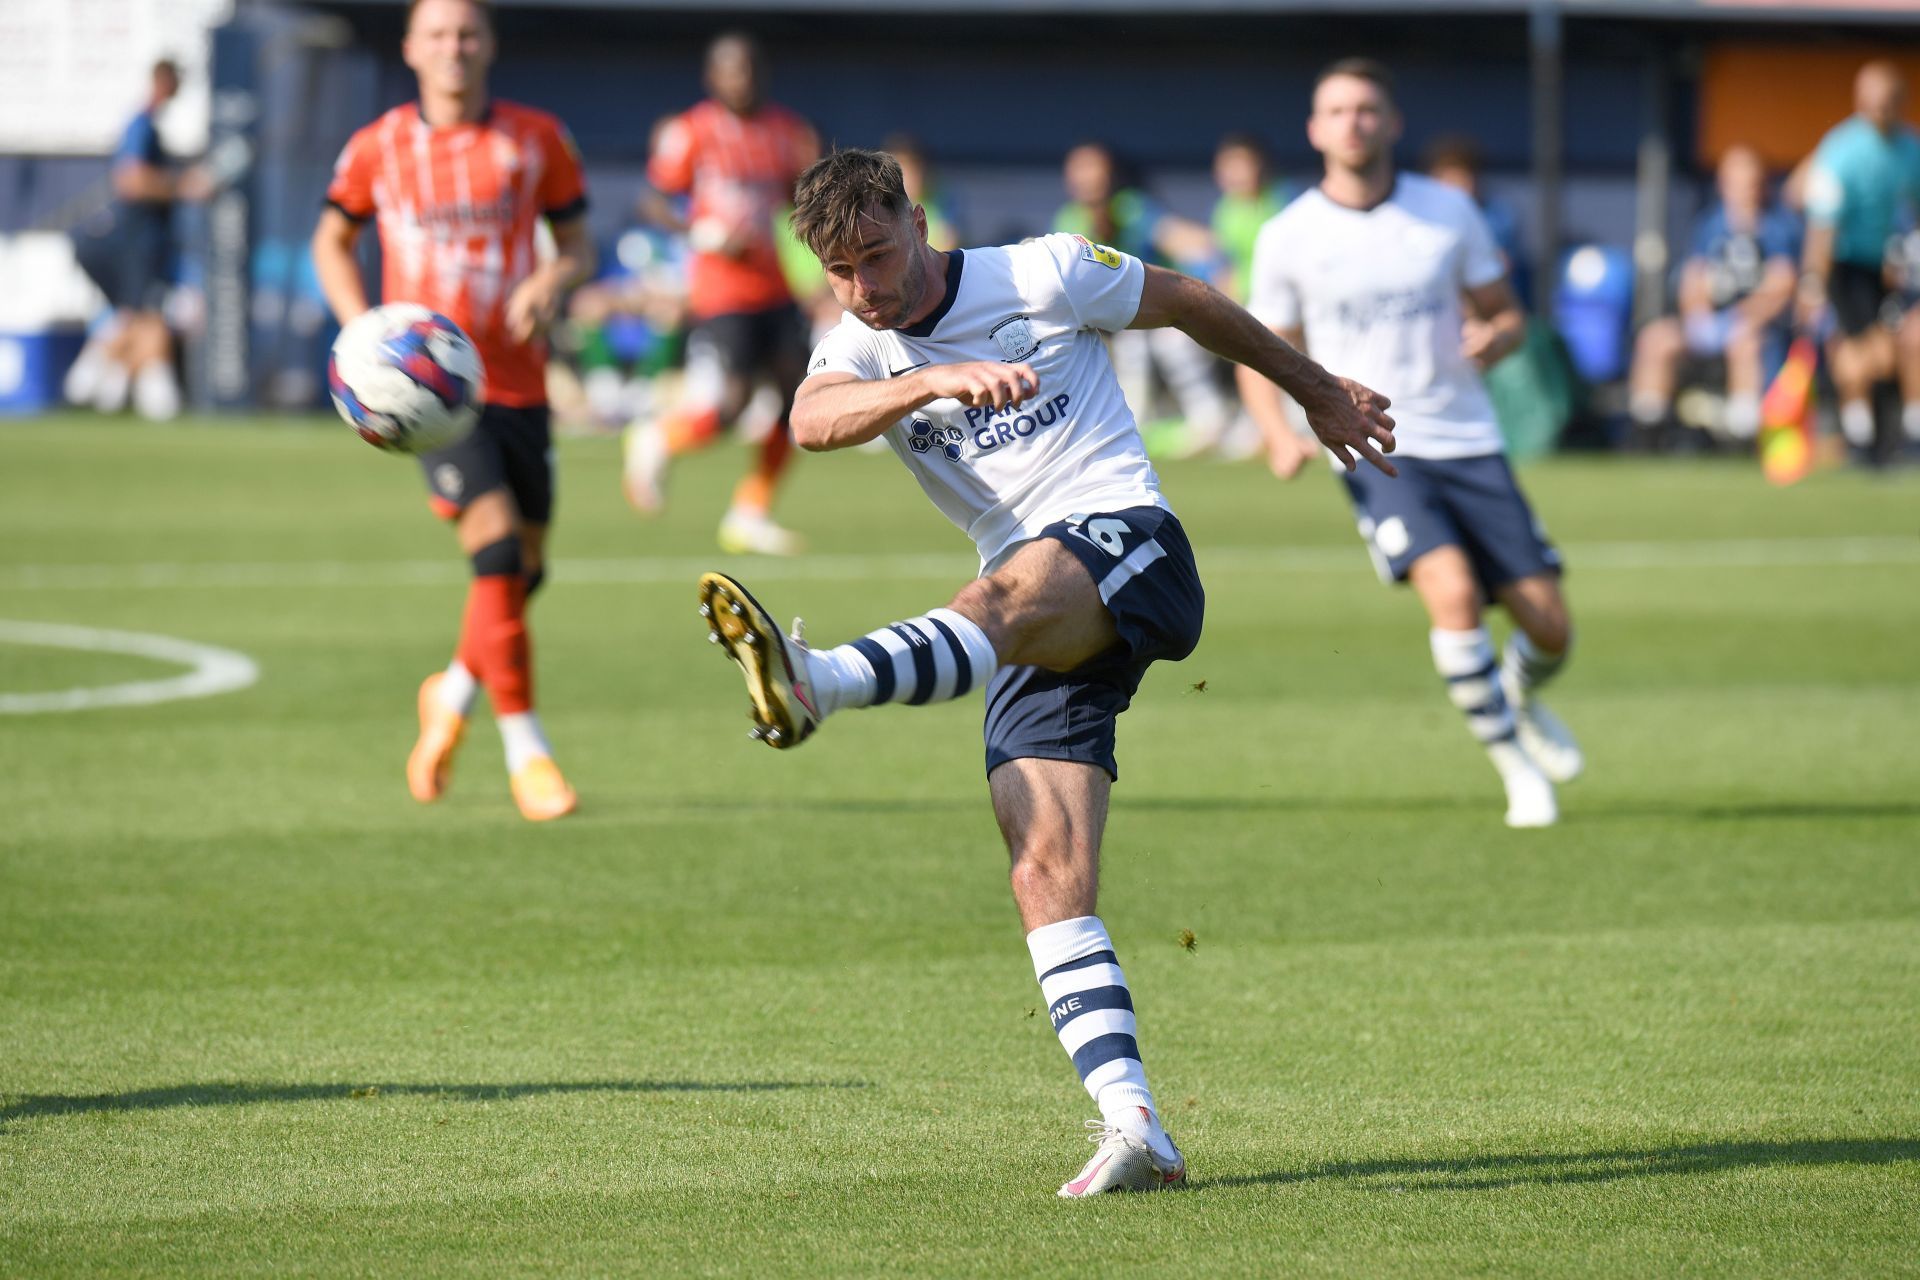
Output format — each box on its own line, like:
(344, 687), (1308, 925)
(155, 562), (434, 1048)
(0, 621), (260, 714)
(0, 536), (1913, 593)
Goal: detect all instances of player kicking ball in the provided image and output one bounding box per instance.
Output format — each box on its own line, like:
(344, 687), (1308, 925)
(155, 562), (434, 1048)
(696, 149), (1396, 1195)
(313, 0), (594, 820)
(1238, 58), (1582, 828)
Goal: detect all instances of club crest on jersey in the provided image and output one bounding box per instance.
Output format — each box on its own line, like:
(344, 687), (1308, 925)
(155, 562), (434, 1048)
(906, 416), (965, 462)
(990, 314), (1039, 362)
(1072, 234), (1123, 270)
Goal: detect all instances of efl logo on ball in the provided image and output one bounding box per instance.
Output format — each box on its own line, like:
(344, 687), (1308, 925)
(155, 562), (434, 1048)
(328, 304), (485, 455)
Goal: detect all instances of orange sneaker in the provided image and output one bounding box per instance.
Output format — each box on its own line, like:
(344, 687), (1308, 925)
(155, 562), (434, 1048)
(510, 755), (577, 822)
(407, 673), (468, 803)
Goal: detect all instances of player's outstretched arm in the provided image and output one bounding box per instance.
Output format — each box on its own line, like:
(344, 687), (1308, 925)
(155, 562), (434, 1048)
(1130, 265), (1397, 475)
(791, 362), (1039, 452)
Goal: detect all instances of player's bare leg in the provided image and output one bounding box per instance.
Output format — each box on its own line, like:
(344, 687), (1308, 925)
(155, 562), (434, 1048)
(1898, 307), (1920, 444)
(991, 757), (1185, 1196)
(719, 347), (806, 556)
(1495, 573), (1582, 784)
(1627, 316), (1685, 449)
(1410, 547), (1556, 826)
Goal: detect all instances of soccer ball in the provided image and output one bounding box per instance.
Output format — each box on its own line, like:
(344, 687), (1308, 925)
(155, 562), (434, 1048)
(328, 304), (485, 454)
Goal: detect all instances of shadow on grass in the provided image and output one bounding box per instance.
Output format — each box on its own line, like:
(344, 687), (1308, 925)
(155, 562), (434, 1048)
(1203, 1137), (1920, 1193)
(0, 1079), (869, 1129)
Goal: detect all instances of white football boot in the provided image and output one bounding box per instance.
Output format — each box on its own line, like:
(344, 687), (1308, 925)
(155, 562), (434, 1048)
(698, 572), (822, 749)
(1058, 1116), (1187, 1198)
(1504, 676), (1585, 785)
(1489, 741), (1558, 828)
(622, 419), (669, 514)
(717, 507), (805, 557)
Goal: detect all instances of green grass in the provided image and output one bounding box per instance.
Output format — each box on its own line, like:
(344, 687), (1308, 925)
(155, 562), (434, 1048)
(2, 414), (1916, 1276)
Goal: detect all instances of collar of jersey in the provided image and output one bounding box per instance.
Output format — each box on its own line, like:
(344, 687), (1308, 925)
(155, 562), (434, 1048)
(413, 99), (495, 130)
(1316, 173), (1398, 215)
(900, 250), (965, 338)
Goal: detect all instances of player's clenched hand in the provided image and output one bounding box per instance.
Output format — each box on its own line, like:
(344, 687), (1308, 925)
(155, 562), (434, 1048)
(506, 274), (563, 344)
(1300, 376), (1397, 476)
(921, 361), (1039, 412)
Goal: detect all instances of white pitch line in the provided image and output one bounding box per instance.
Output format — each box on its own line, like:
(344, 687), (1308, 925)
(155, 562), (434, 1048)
(0, 536), (1913, 593)
(0, 620), (260, 714)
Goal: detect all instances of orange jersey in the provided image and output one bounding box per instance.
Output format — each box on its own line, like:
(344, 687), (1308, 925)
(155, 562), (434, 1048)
(326, 100), (588, 407)
(649, 100), (815, 319)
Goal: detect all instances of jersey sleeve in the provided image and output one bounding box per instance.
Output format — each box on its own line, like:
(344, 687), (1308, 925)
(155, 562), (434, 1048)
(1804, 133), (1846, 227)
(805, 320), (887, 382)
(1040, 231), (1146, 332)
(648, 113), (696, 195)
(113, 113), (158, 169)
(324, 127), (378, 222)
(1456, 197), (1508, 290)
(537, 118), (589, 222)
(1246, 218), (1301, 331)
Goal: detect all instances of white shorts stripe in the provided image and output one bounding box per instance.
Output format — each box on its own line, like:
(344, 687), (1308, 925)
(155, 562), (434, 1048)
(1096, 539), (1168, 605)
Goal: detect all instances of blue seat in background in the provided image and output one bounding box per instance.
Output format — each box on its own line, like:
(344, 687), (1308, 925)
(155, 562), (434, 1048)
(1554, 244), (1634, 384)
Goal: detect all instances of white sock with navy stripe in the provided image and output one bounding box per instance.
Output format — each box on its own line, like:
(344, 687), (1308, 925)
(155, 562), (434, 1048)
(1501, 629), (1570, 708)
(1431, 626), (1535, 780)
(1028, 915), (1174, 1154)
(808, 608), (998, 716)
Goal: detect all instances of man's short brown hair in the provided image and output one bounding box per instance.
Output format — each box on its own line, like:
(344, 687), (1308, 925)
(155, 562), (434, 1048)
(1314, 56), (1396, 104)
(790, 148), (914, 259)
(407, 0), (493, 32)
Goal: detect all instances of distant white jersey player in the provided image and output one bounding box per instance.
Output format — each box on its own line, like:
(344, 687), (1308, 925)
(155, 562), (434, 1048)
(1241, 57), (1582, 828)
(693, 148), (1396, 1196)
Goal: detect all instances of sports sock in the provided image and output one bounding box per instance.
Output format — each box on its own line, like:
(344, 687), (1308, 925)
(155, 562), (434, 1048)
(458, 536), (532, 716)
(1840, 400), (1875, 447)
(1904, 402), (1920, 442)
(498, 710), (553, 773)
(1725, 393), (1761, 440)
(1431, 626), (1534, 778)
(665, 406), (724, 454)
(730, 421), (795, 515)
(436, 658), (479, 716)
(1501, 629), (1569, 708)
(1028, 916), (1174, 1155)
(1628, 390), (1667, 427)
(805, 608), (997, 716)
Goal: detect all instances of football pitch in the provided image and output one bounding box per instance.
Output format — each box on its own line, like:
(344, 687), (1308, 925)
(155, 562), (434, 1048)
(3, 416), (1916, 1276)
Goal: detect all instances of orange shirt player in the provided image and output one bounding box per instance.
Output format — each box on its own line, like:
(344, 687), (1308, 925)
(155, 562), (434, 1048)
(312, 0), (595, 822)
(622, 32), (818, 556)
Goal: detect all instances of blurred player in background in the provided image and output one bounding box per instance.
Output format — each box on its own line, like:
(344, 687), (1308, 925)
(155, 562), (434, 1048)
(311, 0), (594, 821)
(623, 32), (818, 554)
(884, 133), (961, 251)
(65, 59), (211, 421)
(1797, 60), (1920, 464)
(1422, 134), (1528, 305)
(1242, 58), (1579, 828)
(698, 148), (1395, 1195)
(1054, 142), (1235, 458)
(1210, 133), (1288, 306)
(1629, 146), (1799, 449)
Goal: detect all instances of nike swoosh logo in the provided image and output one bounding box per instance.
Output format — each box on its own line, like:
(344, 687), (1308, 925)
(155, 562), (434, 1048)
(889, 360), (930, 377)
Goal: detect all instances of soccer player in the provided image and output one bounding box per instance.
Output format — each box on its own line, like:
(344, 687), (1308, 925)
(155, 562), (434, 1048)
(1239, 58), (1579, 828)
(697, 149), (1395, 1195)
(623, 33), (819, 555)
(1798, 61), (1920, 464)
(311, 0), (594, 821)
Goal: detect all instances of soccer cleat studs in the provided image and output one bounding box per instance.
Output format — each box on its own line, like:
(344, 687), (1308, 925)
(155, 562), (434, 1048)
(709, 631), (722, 644)
(699, 603), (713, 618)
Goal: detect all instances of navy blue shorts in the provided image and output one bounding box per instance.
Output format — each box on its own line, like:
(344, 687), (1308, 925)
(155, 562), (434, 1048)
(1341, 453), (1560, 598)
(983, 506), (1204, 781)
(418, 403), (555, 525)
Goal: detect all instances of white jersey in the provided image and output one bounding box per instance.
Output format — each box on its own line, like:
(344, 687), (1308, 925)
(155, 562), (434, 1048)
(1248, 173), (1507, 461)
(807, 232), (1171, 573)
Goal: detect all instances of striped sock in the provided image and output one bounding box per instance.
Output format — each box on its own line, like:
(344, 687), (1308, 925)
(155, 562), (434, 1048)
(1028, 916), (1157, 1125)
(809, 608), (998, 715)
(1502, 629), (1569, 708)
(1431, 627), (1518, 747)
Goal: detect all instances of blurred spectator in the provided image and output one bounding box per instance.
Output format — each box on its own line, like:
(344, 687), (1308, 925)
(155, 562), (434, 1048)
(1210, 133), (1289, 304)
(1053, 141), (1232, 455)
(65, 58), (210, 420)
(883, 133), (961, 251)
(1797, 60), (1920, 462)
(1424, 133), (1528, 305)
(1627, 145), (1799, 448)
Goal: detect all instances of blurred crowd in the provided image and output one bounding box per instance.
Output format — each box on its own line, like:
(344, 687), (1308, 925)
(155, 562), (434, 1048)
(56, 49), (1920, 469)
